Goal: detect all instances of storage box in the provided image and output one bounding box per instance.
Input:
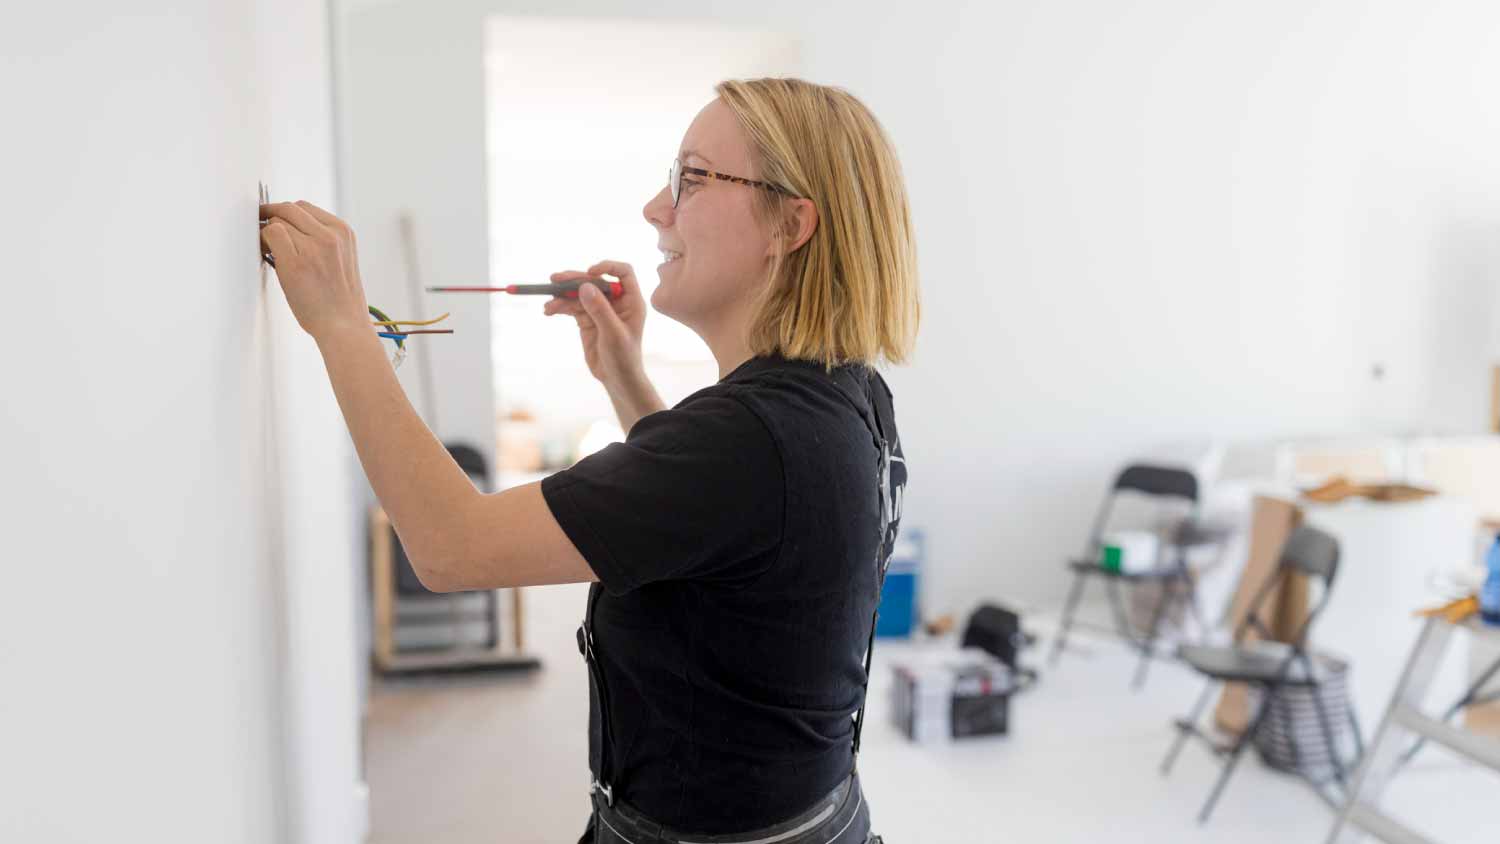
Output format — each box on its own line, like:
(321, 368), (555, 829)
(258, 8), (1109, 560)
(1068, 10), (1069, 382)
(889, 647), (1015, 743)
(1100, 529), (1161, 574)
(876, 529), (924, 637)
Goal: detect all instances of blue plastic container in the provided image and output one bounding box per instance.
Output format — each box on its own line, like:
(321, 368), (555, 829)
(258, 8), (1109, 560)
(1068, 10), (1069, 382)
(877, 529), (924, 638)
(1482, 536), (1500, 626)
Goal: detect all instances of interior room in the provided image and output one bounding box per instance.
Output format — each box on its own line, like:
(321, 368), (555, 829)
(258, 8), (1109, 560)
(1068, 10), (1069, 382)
(5, 1), (1499, 842)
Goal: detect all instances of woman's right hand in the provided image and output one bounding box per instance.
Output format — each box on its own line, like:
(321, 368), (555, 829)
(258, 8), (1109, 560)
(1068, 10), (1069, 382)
(543, 260), (647, 387)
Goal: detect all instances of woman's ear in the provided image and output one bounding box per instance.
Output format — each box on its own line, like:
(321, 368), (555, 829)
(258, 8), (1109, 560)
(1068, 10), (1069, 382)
(770, 198), (818, 256)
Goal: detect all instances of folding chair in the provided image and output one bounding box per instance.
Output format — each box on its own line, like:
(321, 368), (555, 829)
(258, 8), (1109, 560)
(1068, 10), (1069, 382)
(1048, 464), (1213, 689)
(371, 442), (540, 674)
(1160, 524), (1356, 823)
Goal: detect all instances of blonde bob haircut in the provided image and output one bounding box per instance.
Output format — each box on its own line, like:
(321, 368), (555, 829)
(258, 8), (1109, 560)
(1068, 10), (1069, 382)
(714, 77), (921, 371)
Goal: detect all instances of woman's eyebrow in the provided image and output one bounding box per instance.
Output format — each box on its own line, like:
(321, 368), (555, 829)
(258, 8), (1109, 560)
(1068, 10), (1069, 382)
(681, 149), (713, 166)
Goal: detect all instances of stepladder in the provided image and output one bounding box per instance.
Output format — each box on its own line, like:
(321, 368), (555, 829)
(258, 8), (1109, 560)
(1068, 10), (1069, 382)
(1326, 616), (1500, 844)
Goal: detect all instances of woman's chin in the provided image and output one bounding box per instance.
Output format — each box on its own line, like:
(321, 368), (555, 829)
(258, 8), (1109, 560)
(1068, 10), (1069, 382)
(648, 284), (672, 316)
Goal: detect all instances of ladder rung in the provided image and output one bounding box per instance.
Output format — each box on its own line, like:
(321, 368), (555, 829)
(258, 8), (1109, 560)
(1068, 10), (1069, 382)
(395, 612), (496, 626)
(1347, 803), (1436, 844)
(1393, 704), (1500, 770)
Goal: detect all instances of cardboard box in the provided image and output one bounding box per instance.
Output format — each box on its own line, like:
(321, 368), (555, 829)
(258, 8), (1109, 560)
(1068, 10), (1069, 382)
(1214, 495), (1309, 735)
(1490, 364), (1500, 434)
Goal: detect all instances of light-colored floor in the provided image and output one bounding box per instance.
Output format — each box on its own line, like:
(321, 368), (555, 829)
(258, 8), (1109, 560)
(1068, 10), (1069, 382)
(367, 583), (1494, 843)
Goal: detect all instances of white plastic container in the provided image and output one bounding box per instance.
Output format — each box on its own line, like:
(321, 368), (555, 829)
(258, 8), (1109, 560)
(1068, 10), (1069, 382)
(1099, 529), (1162, 574)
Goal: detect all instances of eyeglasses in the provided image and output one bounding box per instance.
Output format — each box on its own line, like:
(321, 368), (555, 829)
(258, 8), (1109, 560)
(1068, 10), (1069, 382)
(669, 157), (795, 209)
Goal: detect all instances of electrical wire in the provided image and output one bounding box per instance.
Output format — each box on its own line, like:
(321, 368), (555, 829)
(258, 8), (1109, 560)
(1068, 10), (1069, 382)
(368, 305), (403, 347)
(367, 305), (449, 374)
(375, 329), (454, 338)
(370, 312), (451, 328)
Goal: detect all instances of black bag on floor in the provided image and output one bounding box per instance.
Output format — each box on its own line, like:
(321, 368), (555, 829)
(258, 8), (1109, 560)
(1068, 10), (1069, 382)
(961, 603), (1040, 692)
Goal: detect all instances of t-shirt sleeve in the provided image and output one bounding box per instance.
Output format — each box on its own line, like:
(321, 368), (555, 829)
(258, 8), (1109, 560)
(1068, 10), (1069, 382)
(540, 392), (785, 596)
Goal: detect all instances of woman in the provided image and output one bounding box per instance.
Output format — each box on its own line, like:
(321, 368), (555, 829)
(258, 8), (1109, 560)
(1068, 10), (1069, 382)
(261, 77), (919, 844)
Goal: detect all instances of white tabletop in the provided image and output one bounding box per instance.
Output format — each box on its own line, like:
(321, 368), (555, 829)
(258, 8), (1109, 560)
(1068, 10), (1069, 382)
(1297, 494), (1478, 730)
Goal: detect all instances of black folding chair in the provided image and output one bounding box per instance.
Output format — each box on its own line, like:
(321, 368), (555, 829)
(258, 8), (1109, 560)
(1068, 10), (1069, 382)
(1048, 464), (1214, 689)
(388, 442), (501, 645)
(1160, 524), (1358, 823)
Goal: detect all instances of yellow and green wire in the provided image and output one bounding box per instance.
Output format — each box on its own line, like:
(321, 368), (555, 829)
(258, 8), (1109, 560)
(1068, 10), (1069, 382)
(368, 306), (451, 349)
(369, 305), (407, 349)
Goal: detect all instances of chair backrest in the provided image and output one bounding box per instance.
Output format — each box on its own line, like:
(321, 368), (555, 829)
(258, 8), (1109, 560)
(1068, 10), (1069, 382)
(1081, 464), (1200, 556)
(1114, 464), (1199, 502)
(446, 442), (491, 488)
(391, 442), (493, 596)
(1236, 524), (1341, 650)
(1279, 523), (1340, 583)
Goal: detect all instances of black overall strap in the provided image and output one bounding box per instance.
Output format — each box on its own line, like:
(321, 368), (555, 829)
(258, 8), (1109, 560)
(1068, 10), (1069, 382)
(578, 583), (615, 806)
(847, 366), (895, 765)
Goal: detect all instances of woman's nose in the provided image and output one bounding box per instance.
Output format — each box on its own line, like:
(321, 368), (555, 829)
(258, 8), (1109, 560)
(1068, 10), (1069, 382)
(643, 185), (673, 229)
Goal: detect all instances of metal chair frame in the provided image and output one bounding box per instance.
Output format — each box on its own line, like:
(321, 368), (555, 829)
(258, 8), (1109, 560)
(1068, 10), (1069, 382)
(1160, 525), (1363, 823)
(1049, 464), (1212, 689)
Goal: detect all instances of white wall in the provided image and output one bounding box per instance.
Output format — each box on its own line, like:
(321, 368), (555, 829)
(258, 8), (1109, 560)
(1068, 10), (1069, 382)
(1, 2), (363, 841)
(341, 0), (1500, 617)
(484, 19), (799, 443)
(258, 1), (369, 841)
(344, 10), (499, 471)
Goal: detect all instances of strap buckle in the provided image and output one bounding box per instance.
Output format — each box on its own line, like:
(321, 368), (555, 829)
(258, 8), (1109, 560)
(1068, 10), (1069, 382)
(590, 778), (614, 807)
(576, 624), (595, 661)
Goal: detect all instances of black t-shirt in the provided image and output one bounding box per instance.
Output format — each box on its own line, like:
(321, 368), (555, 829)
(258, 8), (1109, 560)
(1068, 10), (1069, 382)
(540, 351), (906, 834)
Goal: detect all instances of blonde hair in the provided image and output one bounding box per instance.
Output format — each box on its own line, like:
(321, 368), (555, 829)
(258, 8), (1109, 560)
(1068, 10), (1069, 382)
(714, 78), (921, 371)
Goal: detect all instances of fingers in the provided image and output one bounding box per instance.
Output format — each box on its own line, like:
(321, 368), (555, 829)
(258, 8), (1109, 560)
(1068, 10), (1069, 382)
(547, 270), (590, 310)
(296, 202), (357, 261)
(259, 202), (327, 238)
(544, 299), (584, 317)
(547, 265), (636, 327)
(542, 298), (593, 334)
(577, 282), (624, 336)
(261, 219), (299, 262)
(549, 269), (596, 285)
(291, 200), (345, 229)
(587, 260), (634, 279)
(554, 262), (639, 298)
(587, 260), (639, 295)
(544, 270), (621, 334)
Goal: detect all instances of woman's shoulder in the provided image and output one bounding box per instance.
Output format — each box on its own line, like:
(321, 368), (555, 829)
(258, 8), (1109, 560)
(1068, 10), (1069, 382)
(635, 387), (775, 453)
(713, 360), (891, 457)
(732, 356), (891, 414)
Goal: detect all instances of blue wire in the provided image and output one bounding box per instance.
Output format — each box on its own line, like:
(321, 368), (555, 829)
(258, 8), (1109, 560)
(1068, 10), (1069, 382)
(378, 332), (409, 340)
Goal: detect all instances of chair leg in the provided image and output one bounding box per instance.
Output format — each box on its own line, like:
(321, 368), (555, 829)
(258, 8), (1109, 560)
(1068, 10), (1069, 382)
(1199, 682), (1277, 824)
(1050, 572), (1088, 666)
(1162, 678), (1218, 776)
(1184, 572), (1208, 642)
(1133, 577), (1178, 691)
(1349, 705), (1365, 762)
(1105, 577), (1131, 641)
(1307, 677), (1347, 788)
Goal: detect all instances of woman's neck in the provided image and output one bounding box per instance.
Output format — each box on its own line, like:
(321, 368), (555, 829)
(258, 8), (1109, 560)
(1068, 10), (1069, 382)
(696, 312), (755, 381)
(710, 338), (754, 381)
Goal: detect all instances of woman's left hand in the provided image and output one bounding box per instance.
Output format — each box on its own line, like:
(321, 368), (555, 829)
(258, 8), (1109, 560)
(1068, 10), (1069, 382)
(259, 200), (370, 341)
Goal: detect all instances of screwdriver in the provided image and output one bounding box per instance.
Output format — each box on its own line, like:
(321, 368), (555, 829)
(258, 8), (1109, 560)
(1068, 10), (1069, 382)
(426, 280), (623, 300)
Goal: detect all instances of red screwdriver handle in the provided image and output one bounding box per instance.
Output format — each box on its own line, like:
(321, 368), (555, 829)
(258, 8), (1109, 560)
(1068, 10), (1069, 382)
(428, 281), (624, 298)
(560, 280), (622, 300)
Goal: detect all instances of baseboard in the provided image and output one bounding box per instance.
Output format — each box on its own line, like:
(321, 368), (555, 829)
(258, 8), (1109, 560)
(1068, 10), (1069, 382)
(353, 780), (371, 843)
